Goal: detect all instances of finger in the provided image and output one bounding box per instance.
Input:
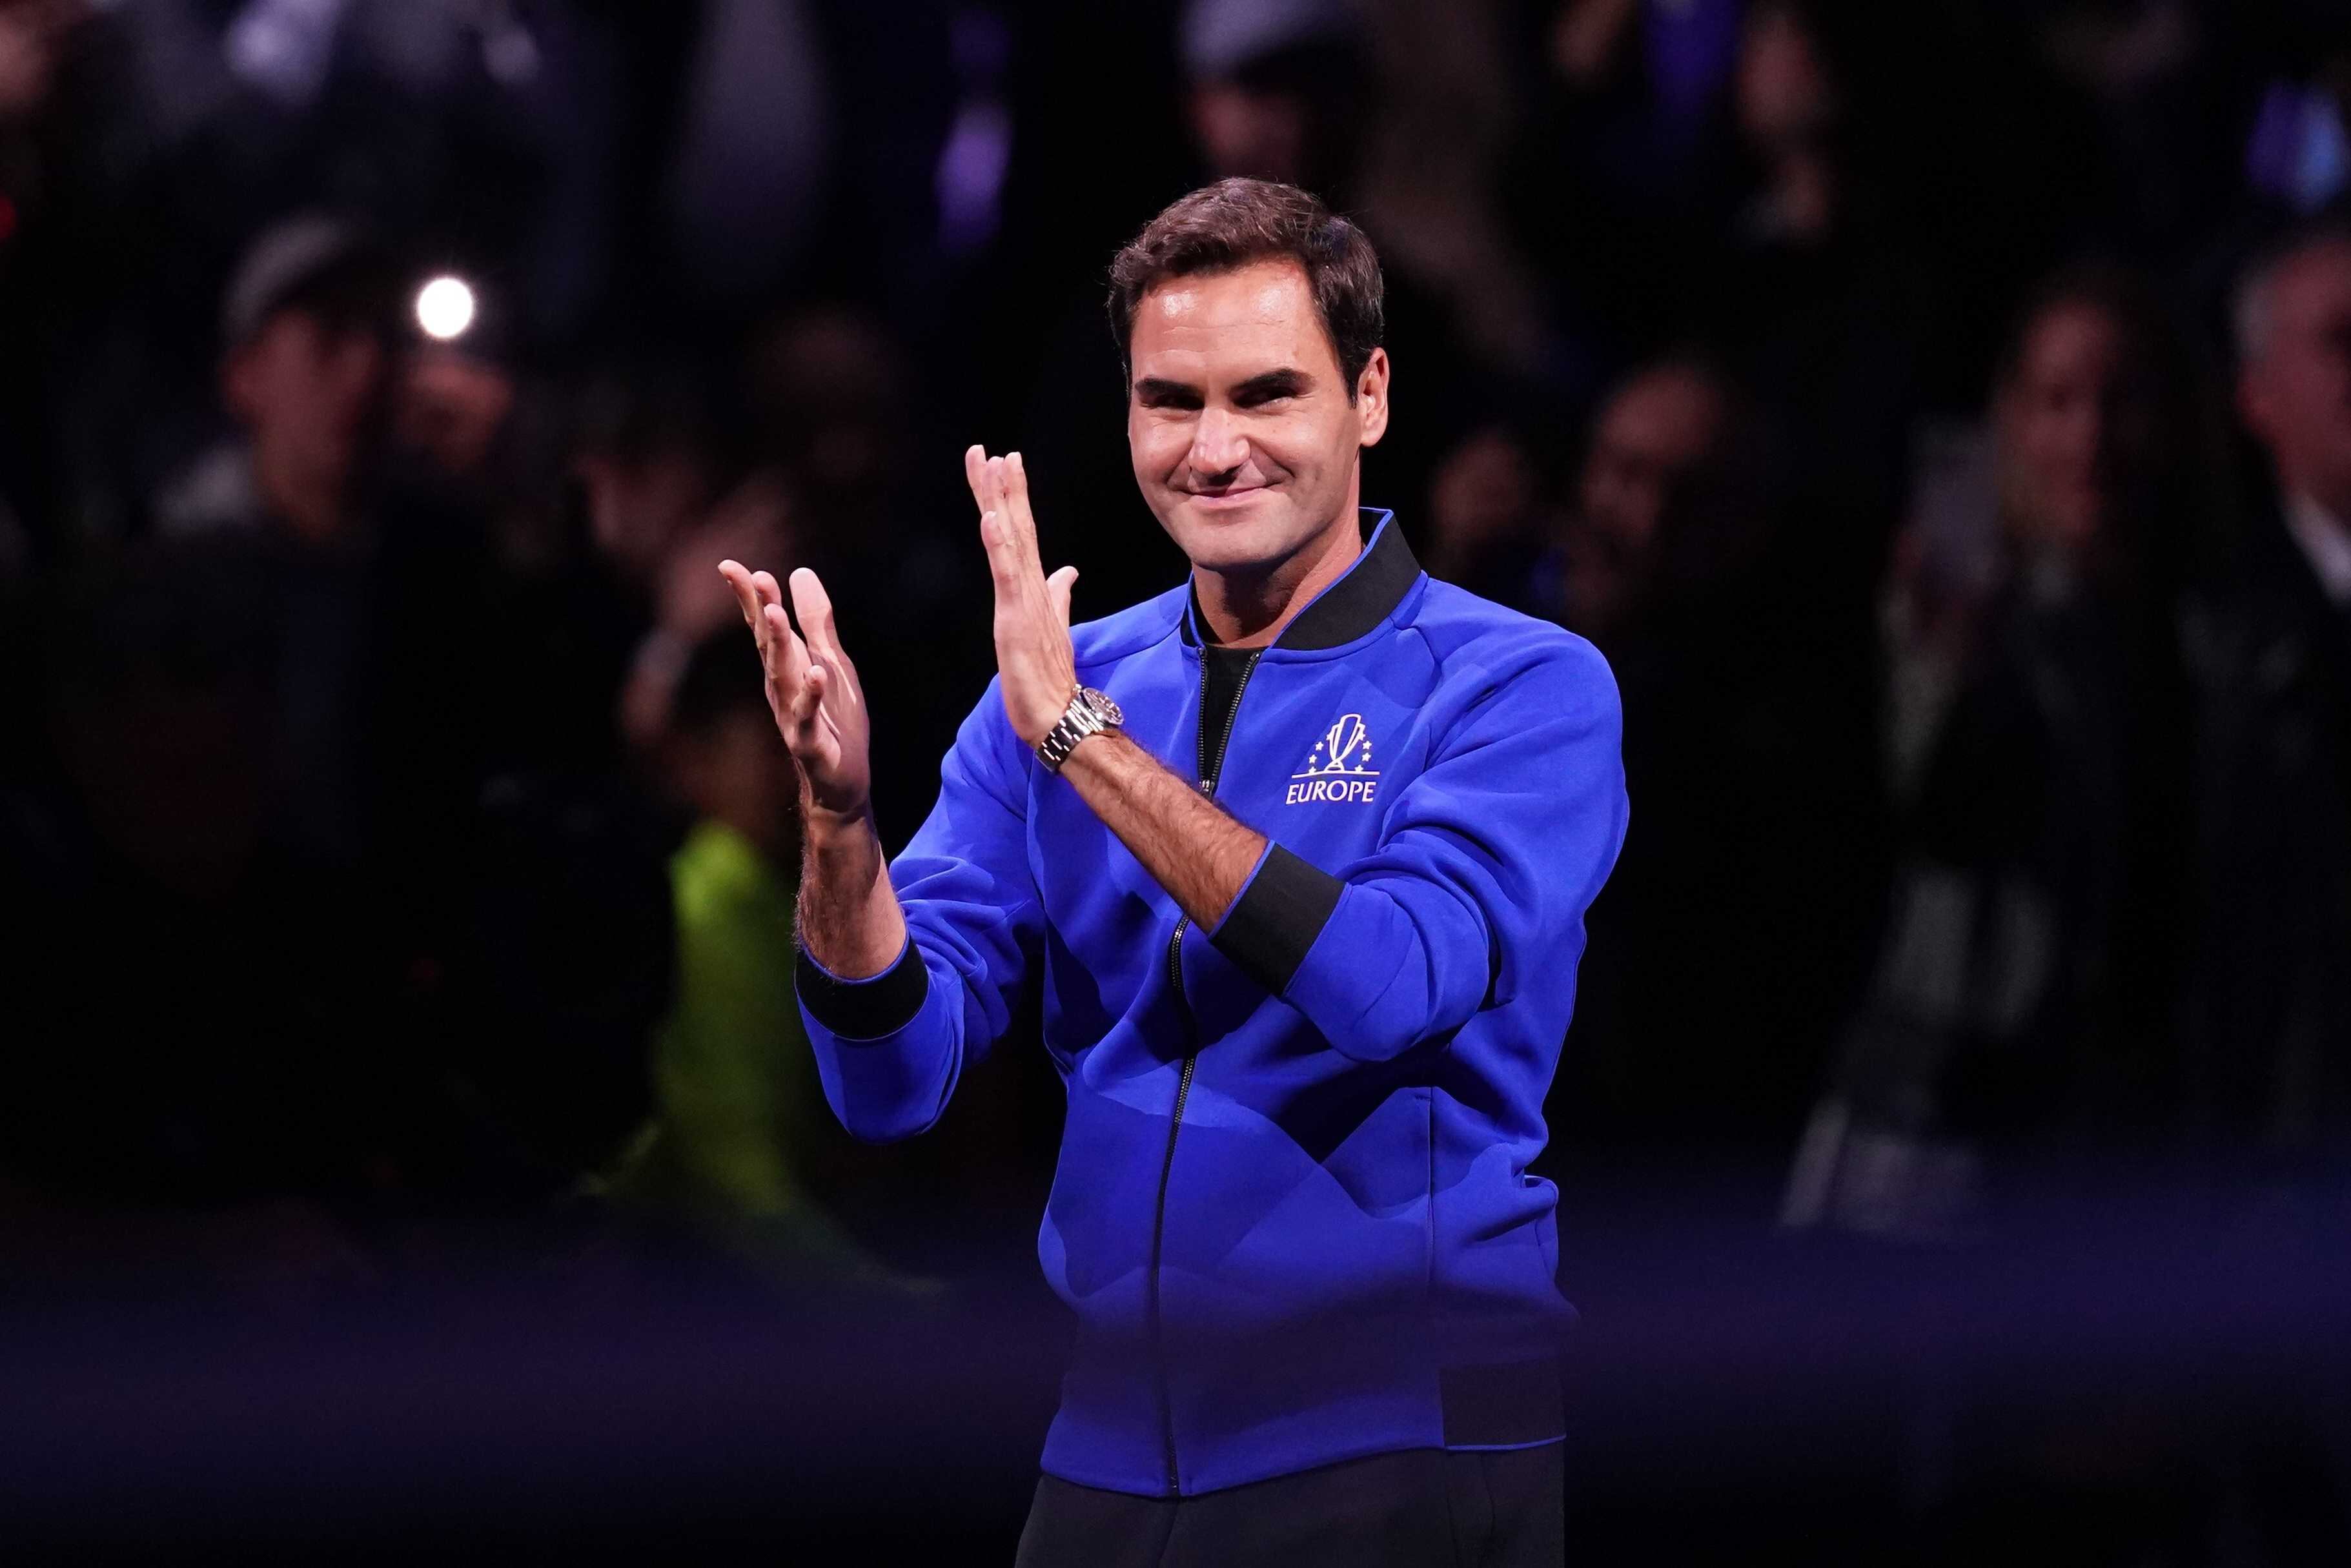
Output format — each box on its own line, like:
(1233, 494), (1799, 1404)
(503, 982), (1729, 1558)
(787, 567), (839, 658)
(1047, 564), (1077, 632)
(787, 658), (825, 731)
(985, 454), (1038, 589)
(962, 443), (988, 514)
(768, 610), (839, 762)
(749, 569), (785, 620)
(979, 506), (1024, 598)
(788, 567), (862, 709)
(765, 602), (813, 708)
(717, 559), (763, 629)
(1005, 451), (1044, 573)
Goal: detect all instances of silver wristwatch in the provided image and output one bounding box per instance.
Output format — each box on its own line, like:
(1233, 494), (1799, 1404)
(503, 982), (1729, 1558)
(1035, 684), (1124, 773)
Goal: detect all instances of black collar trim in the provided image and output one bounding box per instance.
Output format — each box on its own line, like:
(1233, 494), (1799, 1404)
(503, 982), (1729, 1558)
(1182, 508), (1419, 650)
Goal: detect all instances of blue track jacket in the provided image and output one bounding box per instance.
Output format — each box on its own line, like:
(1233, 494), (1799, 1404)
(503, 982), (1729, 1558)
(797, 511), (1627, 1497)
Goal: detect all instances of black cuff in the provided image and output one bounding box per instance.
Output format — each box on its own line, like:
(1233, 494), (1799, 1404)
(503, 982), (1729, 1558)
(1208, 843), (1342, 995)
(796, 939), (929, 1040)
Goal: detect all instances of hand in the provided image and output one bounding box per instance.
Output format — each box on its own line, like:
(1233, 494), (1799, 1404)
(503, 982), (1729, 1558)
(717, 559), (872, 822)
(964, 445), (1079, 746)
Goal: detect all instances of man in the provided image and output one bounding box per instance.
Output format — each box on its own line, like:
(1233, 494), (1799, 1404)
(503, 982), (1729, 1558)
(159, 214), (396, 545)
(150, 214), (491, 882)
(2189, 227), (2351, 1153)
(721, 179), (1625, 1564)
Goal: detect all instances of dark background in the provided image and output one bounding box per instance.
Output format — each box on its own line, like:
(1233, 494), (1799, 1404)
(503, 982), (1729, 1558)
(3, 0), (2350, 1561)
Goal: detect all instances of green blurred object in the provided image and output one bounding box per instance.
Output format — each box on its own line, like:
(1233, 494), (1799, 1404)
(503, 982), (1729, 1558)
(607, 819), (916, 1288)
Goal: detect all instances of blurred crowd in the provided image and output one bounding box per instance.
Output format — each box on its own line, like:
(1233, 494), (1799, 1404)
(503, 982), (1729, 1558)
(5, 0), (2351, 1558)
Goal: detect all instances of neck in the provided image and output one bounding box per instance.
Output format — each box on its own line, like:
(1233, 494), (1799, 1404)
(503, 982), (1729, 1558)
(1192, 482), (1366, 649)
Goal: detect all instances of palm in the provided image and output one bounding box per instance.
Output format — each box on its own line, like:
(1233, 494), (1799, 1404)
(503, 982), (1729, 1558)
(718, 560), (872, 818)
(964, 445), (1080, 745)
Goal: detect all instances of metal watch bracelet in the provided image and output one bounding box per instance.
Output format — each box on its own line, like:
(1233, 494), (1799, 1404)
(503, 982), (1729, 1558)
(1036, 684), (1124, 773)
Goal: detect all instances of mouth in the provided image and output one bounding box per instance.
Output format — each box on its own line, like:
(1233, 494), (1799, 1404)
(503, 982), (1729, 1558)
(1181, 483), (1275, 513)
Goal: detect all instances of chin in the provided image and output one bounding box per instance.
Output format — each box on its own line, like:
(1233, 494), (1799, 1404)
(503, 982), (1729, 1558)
(1168, 505), (1295, 573)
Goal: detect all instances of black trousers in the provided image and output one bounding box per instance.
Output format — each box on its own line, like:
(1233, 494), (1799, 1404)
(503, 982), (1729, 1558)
(1013, 1444), (1565, 1567)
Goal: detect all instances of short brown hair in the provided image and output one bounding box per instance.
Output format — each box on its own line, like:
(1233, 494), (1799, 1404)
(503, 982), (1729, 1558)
(1107, 178), (1384, 398)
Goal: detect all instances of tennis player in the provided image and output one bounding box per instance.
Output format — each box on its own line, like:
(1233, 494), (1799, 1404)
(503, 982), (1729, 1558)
(720, 178), (1625, 1566)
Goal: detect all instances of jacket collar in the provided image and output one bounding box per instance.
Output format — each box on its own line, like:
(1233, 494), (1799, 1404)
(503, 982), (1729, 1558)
(1181, 508), (1419, 651)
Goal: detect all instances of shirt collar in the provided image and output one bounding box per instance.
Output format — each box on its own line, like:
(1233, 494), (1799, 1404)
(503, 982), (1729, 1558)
(1181, 508), (1420, 650)
(2285, 492), (2351, 608)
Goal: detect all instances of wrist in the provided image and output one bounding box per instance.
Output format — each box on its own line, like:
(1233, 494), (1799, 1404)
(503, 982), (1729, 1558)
(1015, 692), (1069, 747)
(1056, 724), (1126, 780)
(802, 800), (877, 855)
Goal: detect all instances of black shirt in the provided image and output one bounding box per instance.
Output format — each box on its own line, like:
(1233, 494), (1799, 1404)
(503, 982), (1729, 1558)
(1199, 644), (1256, 787)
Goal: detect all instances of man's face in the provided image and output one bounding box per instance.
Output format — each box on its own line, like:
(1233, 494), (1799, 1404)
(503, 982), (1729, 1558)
(1576, 365), (1728, 555)
(2241, 241), (2351, 513)
(227, 307), (386, 487)
(1126, 258), (1387, 578)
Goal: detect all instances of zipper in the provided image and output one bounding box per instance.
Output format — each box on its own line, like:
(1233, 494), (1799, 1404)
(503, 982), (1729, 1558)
(1146, 644), (1262, 1496)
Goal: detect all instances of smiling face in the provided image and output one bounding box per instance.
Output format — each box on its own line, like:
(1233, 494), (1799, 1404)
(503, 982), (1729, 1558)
(1126, 258), (1388, 580)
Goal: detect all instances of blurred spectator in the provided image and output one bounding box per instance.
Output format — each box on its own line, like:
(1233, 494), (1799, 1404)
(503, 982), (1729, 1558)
(1709, 0), (1928, 584)
(1786, 265), (2212, 1240)
(1421, 423), (1547, 606)
(566, 352), (779, 754)
(1178, 0), (1361, 194)
(145, 215), (493, 884)
(159, 215), (391, 541)
(1540, 356), (1883, 1199)
(389, 270), (523, 504)
(2184, 223), (2351, 1157)
(1557, 356), (1757, 640)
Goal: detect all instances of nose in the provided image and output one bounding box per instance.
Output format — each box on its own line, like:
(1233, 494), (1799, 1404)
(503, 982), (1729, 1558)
(1188, 405), (1249, 481)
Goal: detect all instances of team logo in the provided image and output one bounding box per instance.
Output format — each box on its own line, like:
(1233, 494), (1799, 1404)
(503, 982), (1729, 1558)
(1286, 713), (1380, 804)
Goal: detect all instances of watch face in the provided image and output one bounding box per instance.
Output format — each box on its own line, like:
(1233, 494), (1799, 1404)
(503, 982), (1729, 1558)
(1083, 687), (1123, 724)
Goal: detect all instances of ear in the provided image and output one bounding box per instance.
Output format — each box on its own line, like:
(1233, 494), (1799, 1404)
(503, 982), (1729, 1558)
(1355, 346), (1390, 449)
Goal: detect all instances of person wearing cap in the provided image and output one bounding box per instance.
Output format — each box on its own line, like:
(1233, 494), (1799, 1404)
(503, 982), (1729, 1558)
(722, 179), (1623, 1565)
(152, 213), (495, 894)
(158, 213), (400, 544)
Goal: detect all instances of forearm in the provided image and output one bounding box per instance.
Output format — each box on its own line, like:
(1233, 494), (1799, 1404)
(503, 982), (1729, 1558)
(1059, 731), (1464, 1058)
(796, 801), (908, 977)
(1059, 730), (1265, 928)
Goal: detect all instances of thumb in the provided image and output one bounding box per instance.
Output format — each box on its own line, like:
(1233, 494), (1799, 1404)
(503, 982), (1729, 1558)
(1047, 565), (1078, 632)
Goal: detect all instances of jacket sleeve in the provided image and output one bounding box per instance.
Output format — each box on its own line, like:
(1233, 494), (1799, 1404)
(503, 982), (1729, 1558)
(795, 680), (1039, 1141)
(1206, 632), (1627, 1063)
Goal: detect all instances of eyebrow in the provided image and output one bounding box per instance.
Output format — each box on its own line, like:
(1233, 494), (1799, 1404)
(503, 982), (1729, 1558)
(1131, 368), (1316, 402)
(1233, 368), (1312, 400)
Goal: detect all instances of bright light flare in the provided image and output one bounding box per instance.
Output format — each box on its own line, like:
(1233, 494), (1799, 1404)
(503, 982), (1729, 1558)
(414, 275), (476, 341)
